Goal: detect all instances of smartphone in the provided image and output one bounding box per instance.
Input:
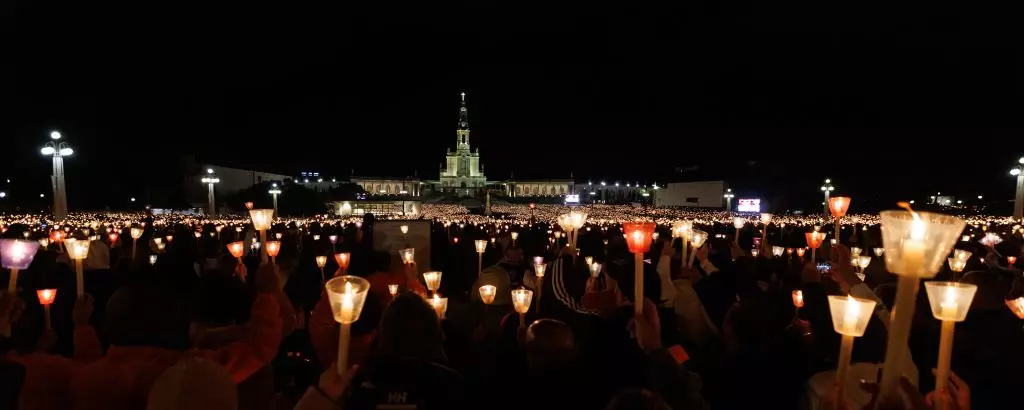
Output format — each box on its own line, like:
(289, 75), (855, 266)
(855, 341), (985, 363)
(816, 262), (832, 273)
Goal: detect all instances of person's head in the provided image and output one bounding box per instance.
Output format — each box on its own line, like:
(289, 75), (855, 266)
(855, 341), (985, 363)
(604, 389), (671, 410)
(195, 270), (249, 328)
(373, 251), (392, 274)
(106, 278), (191, 350)
(376, 293), (444, 362)
(147, 357), (237, 410)
(525, 319), (576, 371)
(503, 245), (523, 263)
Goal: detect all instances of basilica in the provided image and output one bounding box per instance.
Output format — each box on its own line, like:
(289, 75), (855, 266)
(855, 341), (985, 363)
(437, 92), (488, 194)
(345, 93), (577, 199)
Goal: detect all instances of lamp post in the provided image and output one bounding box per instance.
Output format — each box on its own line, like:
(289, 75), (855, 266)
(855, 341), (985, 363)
(1010, 157), (1024, 218)
(40, 131), (72, 220)
(820, 178), (835, 216)
(723, 189), (735, 212)
(268, 183), (282, 217)
(201, 168), (220, 216)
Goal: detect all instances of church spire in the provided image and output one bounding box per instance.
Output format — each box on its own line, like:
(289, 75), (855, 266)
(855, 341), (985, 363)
(456, 92), (471, 151)
(458, 92), (469, 130)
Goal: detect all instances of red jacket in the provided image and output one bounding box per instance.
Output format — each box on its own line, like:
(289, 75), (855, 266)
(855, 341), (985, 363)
(6, 325), (102, 410)
(69, 294), (281, 410)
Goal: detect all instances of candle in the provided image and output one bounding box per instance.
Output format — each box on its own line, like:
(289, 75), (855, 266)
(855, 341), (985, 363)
(792, 290), (804, 308)
(326, 276), (369, 374)
(429, 295), (448, 318)
(479, 285), (496, 305)
(924, 281), (977, 403)
(423, 271), (442, 294)
(877, 207), (965, 408)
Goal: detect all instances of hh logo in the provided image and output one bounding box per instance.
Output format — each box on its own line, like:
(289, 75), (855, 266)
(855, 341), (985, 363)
(387, 391), (408, 404)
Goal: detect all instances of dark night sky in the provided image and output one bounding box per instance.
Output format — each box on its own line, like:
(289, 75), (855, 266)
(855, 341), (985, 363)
(4, 1), (1024, 210)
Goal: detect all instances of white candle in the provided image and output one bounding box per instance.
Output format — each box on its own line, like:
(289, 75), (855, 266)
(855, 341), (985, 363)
(842, 295), (860, 335)
(340, 282), (355, 322)
(900, 218), (927, 271)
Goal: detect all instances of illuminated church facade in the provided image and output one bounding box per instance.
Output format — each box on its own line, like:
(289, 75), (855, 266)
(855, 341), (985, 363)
(343, 93), (582, 198)
(437, 92), (488, 194)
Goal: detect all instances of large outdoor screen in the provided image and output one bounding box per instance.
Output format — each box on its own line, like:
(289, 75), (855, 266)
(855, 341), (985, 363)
(737, 198), (761, 213)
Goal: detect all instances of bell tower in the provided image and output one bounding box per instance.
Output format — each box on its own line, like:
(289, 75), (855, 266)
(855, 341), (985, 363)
(456, 92), (470, 153)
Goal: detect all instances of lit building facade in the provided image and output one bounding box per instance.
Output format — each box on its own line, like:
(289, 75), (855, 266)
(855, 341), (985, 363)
(438, 92), (487, 193)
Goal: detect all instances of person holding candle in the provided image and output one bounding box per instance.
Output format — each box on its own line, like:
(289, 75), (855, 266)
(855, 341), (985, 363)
(68, 264), (284, 410)
(2, 293), (101, 410)
(335, 292), (466, 409)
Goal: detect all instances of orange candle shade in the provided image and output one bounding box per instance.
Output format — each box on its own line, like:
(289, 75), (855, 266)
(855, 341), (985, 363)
(335, 252), (351, 270)
(108, 233), (119, 244)
(227, 241), (245, 259)
(623, 222), (656, 254)
(1008, 256), (1017, 265)
(50, 230), (64, 243)
(828, 197), (851, 218)
(37, 289), (57, 305)
(265, 241), (281, 257)
(796, 248), (806, 257)
(315, 255), (328, 268)
(1007, 297), (1024, 319)
(245, 201), (254, 210)
(165, 235), (174, 243)
(805, 232), (827, 249)
(792, 290), (805, 308)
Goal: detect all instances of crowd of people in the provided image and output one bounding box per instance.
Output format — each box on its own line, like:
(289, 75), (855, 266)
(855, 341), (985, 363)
(1, 203), (1023, 409)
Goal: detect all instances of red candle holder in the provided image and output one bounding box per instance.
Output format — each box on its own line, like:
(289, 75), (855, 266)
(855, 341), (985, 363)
(623, 222), (656, 254)
(335, 252), (351, 270)
(805, 232), (827, 249)
(828, 197), (851, 218)
(37, 289), (57, 305)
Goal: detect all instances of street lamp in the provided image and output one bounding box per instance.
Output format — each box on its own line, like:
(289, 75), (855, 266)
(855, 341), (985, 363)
(268, 183), (282, 216)
(1011, 157), (1024, 218)
(820, 178), (835, 216)
(201, 168), (220, 215)
(723, 188), (735, 212)
(40, 130), (72, 219)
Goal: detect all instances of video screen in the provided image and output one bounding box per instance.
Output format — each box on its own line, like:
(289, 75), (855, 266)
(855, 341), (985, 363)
(737, 198), (761, 213)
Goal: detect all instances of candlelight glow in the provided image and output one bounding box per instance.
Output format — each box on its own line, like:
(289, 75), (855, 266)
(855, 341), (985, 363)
(315, 255), (328, 268)
(623, 222), (656, 254)
(227, 241), (245, 258)
(828, 197), (851, 218)
(475, 239), (487, 253)
(479, 285), (497, 304)
(880, 210), (966, 278)
(65, 238), (91, 260)
(423, 271), (442, 292)
(264, 241), (281, 257)
(792, 290), (804, 308)
(0, 239), (40, 270)
(1007, 297), (1024, 319)
(924, 281), (978, 322)
(399, 248), (415, 264)
(511, 288), (534, 314)
(827, 295), (877, 337)
(36, 289), (57, 305)
(249, 209), (274, 231)
(805, 232), (827, 249)
(733, 217), (745, 230)
(334, 252), (350, 269)
(388, 284), (399, 296)
(534, 263), (546, 278)
(689, 230), (708, 248)
(325, 278), (368, 324)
